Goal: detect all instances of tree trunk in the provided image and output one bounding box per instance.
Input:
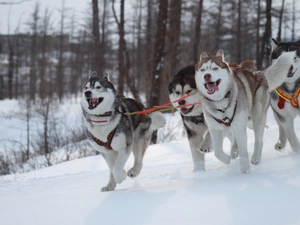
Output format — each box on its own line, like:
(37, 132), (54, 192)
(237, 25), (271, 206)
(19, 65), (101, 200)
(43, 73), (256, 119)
(112, 0), (126, 95)
(145, 0), (153, 107)
(214, 0), (223, 52)
(276, 0), (285, 42)
(257, 0), (272, 69)
(56, 0), (66, 101)
(256, 0), (261, 65)
(163, 0), (181, 104)
(193, 0), (204, 64)
(236, 0), (242, 63)
(149, 0), (168, 144)
(92, 0), (102, 75)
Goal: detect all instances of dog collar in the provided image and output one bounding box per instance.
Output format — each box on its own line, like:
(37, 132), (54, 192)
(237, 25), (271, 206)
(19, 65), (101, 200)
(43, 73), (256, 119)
(204, 91), (231, 102)
(275, 87), (300, 109)
(212, 101), (237, 126)
(88, 129), (116, 150)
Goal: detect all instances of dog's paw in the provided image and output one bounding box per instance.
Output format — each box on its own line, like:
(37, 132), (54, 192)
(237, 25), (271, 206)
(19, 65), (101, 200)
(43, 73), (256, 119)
(251, 155), (261, 165)
(127, 167), (142, 178)
(101, 185), (115, 192)
(113, 169), (127, 184)
(240, 158), (251, 174)
(230, 148), (239, 159)
(275, 143), (284, 151)
(197, 145), (212, 154)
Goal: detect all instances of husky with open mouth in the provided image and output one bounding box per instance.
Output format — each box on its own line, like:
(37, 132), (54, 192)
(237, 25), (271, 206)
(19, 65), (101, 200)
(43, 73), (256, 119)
(270, 39), (300, 153)
(168, 65), (212, 171)
(81, 72), (166, 191)
(195, 49), (295, 173)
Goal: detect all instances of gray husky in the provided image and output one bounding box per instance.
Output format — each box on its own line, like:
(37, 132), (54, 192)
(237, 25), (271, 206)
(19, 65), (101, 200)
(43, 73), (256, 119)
(270, 39), (300, 153)
(195, 49), (295, 173)
(81, 72), (166, 191)
(168, 65), (212, 171)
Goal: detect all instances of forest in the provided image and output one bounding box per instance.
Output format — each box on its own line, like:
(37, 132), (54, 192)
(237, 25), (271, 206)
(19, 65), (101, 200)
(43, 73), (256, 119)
(0, 0), (299, 105)
(0, 0), (299, 174)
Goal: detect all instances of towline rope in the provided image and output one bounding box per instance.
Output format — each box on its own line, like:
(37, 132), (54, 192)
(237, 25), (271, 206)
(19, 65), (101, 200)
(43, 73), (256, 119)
(124, 90), (202, 116)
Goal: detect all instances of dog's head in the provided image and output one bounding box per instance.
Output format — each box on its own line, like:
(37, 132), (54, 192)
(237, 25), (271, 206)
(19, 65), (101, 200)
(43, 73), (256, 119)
(271, 38), (300, 83)
(168, 65), (203, 116)
(81, 72), (116, 125)
(195, 49), (233, 101)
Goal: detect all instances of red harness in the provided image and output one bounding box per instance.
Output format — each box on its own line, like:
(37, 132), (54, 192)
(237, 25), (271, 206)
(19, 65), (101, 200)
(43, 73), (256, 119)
(89, 129), (116, 150)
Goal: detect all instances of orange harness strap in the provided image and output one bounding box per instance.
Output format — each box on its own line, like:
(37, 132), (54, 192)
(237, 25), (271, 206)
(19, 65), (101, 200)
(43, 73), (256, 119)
(275, 87), (300, 109)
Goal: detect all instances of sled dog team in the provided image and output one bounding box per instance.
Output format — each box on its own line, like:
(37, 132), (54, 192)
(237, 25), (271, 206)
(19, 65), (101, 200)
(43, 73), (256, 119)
(81, 39), (300, 191)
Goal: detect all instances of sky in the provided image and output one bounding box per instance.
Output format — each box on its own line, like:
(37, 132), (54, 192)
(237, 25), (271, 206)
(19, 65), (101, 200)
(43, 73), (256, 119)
(0, 99), (300, 225)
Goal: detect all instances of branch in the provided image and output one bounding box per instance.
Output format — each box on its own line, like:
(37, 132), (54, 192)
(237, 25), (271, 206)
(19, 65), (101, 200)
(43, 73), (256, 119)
(0, 0), (30, 5)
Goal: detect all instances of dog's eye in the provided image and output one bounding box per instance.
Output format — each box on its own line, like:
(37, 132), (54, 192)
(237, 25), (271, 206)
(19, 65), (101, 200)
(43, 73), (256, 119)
(175, 91), (180, 95)
(213, 67), (219, 70)
(96, 86), (101, 89)
(186, 90), (192, 94)
(200, 68), (205, 72)
(84, 86), (89, 90)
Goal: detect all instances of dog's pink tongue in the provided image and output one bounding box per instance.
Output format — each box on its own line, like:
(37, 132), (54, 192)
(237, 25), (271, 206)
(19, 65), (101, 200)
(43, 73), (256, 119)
(207, 82), (219, 91)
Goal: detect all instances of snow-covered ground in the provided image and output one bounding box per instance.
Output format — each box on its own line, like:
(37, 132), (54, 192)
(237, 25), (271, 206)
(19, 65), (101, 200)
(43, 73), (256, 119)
(1, 99), (300, 225)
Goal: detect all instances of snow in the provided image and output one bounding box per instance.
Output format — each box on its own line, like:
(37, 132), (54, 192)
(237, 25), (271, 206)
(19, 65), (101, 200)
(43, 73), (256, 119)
(1, 100), (300, 225)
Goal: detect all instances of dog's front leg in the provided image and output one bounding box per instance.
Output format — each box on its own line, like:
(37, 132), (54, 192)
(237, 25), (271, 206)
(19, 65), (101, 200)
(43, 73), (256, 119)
(101, 152), (117, 191)
(279, 117), (300, 153)
(273, 112), (287, 150)
(232, 128), (250, 174)
(210, 128), (231, 164)
(189, 136), (205, 171)
(197, 131), (212, 154)
(113, 148), (131, 183)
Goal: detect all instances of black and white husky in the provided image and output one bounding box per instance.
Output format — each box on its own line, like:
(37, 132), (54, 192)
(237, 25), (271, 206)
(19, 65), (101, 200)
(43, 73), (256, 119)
(168, 65), (211, 171)
(81, 72), (166, 191)
(195, 49), (295, 173)
(270, 39), (300, 153)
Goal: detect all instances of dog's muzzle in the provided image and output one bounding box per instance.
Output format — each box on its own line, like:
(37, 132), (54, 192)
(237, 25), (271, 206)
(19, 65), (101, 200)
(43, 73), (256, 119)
(85, 91), (104, 109)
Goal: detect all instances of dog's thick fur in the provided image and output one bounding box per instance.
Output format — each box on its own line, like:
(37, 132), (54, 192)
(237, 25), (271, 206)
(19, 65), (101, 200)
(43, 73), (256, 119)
(81, 73), (166, 191)
(168, 65), (212, 171)
(195, 49), (295, 173)
(270, 39), (300, 153)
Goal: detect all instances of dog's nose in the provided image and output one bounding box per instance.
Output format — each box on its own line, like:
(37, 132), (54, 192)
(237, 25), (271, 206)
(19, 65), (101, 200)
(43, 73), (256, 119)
(178, 100), (185, 105)
(204, 74), (211, 81)
(85, 91), (92, 98)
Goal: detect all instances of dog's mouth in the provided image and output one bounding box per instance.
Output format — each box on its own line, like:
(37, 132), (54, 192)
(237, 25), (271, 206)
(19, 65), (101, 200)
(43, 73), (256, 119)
(287, 65), (296, 77)
(180, 105), (194, 115)
(87, 97), (104, 109)
(204, 79), (221, 94)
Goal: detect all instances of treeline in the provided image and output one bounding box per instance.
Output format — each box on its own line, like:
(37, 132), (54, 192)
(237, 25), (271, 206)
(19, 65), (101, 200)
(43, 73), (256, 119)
(0, 0), (298, 106)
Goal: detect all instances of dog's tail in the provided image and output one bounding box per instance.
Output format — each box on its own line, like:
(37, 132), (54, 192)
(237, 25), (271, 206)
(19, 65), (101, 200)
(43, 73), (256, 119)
(148, 112), (166, 131)
(264, 51), (296, 91)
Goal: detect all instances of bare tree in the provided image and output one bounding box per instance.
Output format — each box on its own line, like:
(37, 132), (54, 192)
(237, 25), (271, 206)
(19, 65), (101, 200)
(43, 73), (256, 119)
(257, 0), (272, 69)
(149, 0), (168, 144)
(112, 0), (126, 95)
(40, 8), (52, 100)
(193, 0), (204, 64)
(92, 0), (102, 74)
(276, 0), (285, 42)
(56, 0), (68, 101)
(28, 3), (40, 101)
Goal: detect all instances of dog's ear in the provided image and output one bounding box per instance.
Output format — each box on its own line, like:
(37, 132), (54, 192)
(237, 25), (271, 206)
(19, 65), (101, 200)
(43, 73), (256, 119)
(271, 38), (279, 50)
(216, 49), (225, 61)
(89, 71), (98, 79)
(199, 52), (208, 61)
(103, 72), (110, 81)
